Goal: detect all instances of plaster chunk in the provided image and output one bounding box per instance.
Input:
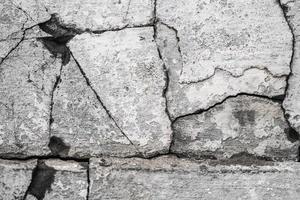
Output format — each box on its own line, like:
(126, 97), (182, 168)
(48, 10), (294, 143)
(39, 0), (154, 31)
(0, 159), (37, 200)
(171, 95), (299, 161)
(0, 39), (62, 157)
(156, 23), (287, 118)
(68, 27), (172, 157)
(51, 57), (139, 158)
(157, 0), (292, 83)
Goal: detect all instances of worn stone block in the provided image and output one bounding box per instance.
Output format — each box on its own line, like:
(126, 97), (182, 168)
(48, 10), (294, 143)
(68, 28), (172, 157)
(89, 156), (300, 200)
(171, 95), (299, 161)
(0, 38), (62, 157)
(156, 0), (293, 118)
(40, 0), (154, 31)
(51, 57), (138, 158)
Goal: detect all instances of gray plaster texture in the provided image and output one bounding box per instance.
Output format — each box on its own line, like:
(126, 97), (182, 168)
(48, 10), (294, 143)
(89, 156), (300, 200)
(0, 159), (37, 200)
(68, 28), (172, 158)
(0, 38), (62, 158)
(156, 0), (293, 118)
(171, 95), (299, 161)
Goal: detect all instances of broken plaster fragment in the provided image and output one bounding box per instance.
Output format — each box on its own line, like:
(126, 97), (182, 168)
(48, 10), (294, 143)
(171, 95), (299, 161)
(0, 38), (62, 157)
(40, 0), (154, 31)
(51, 57), (139, 158)
(157, 0), (292, 83)
(68, 27), (172, 157)
(155, 23), (288, 119)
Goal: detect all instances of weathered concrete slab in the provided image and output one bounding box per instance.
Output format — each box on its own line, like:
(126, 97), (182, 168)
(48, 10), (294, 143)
(40, 0), (154, 31)
(0, 0), (50, 40)
(68, 28), (172, 157)
(0, 159), (37, 200)
(25, 159), (88, 200)
(51, 57), (139, 158)
(171, 95), (299, 161)
(156, 0), (293, 118)
(282, 0), (300, 134)
(0, 38), (62, 157)
(89, 156), (300, 200)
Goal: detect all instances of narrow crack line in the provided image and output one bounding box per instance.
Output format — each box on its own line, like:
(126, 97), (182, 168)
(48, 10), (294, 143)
(0, 24), (41, 66)
(277, 0), (300, 160)
(9, 0), (35, 22)
(179, 66), (288, 85)
(153, 0), (158, 22)
(48, 64), (63, 139)
(172, 93), (285, 123)
(277, 0), (295, 101)
(69, 51), (143, 156)
(124, 0), (132, 22)
(89, 24), (154, 34)
(0, 34), (25, 66)
(0, 155), (89, 162)
(157, 21), (286, 84)
(86, 159), (90, 200)
(153, 26), (174, 153)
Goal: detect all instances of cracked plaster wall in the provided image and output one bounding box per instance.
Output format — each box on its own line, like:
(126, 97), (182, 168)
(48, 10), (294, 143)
(1, 0), (300, 199)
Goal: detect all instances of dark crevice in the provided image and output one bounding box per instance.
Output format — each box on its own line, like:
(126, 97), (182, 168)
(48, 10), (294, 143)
(0, 23), (37, 65)
(172, 93), (286, 124)
(39, 14), (82, 38)
(69, 51), (143, 157)
(209, 152), (274, 166)
(39, 37), (72, 65)
(48, 136), (70, 157)
(86, 160), (90, 200)
(48, 64), (63, 140)
(277, 0), (300, 161)
(0, 155), (89, 162)
(153, 26), (174, 153)
(23, 160), (56, 200)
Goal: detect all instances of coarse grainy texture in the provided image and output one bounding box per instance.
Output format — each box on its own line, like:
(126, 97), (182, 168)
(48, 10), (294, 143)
(89, 156), (300, 200)
(0, 0), (300, 199)
(156, 0), (292, 118)
(0, 159), (37, 200)
(171, 95), (299, 160)
(68, 28), (172, 157)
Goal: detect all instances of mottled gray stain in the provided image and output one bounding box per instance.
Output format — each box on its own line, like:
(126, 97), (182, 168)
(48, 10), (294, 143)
(233, 110), (255, 126)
